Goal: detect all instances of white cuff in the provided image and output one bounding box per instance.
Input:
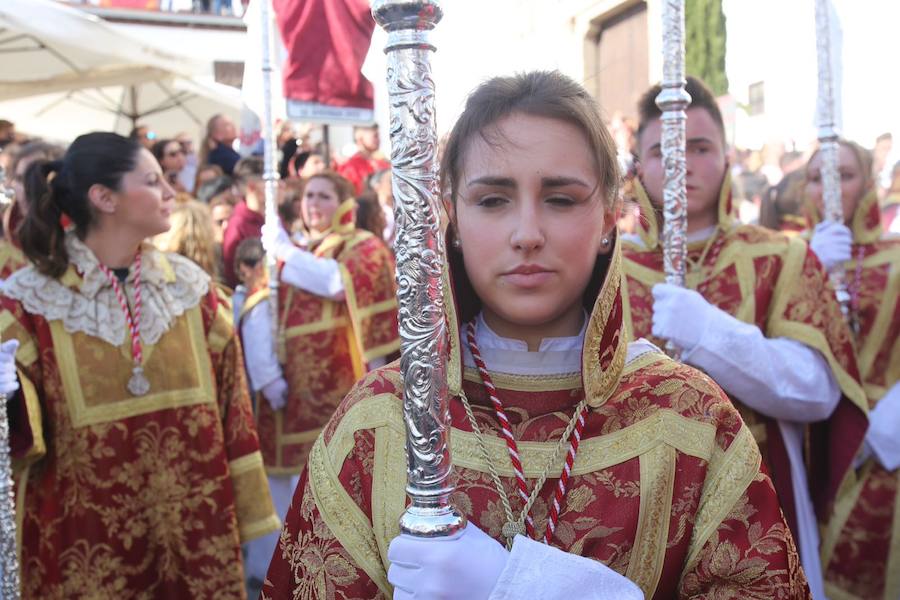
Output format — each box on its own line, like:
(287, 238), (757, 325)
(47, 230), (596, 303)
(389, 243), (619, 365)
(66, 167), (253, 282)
(683, 314), (841, 423)
(487, 536), (644, 600)
(280, 247), (345, 299)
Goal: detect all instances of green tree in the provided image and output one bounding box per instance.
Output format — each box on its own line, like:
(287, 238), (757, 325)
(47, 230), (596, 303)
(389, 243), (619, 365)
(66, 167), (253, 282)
(685, 0), (728, 96)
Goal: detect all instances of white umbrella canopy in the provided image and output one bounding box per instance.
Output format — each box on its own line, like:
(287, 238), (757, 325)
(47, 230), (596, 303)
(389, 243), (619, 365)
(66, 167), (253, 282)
(0, 0), (241, 142)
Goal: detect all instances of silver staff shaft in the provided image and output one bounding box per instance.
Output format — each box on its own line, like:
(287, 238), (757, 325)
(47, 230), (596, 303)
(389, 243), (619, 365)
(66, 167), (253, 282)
(657, 0), (691, 360)
(372, 0), (465, 538)
(814, 0), (850, 314)
(259, 0), (281, 354)
(0, 337), (19, 599)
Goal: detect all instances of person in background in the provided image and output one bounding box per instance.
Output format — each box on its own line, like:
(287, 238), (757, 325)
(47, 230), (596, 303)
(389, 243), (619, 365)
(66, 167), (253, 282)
(234, 235), (291, 586)
(222, 157), (265, 288)
(128, 124), (156, 150)
(175, 132), (199, 194)
(2, 132), (278, 597)
(4, 140), (65, 280)
(293, 150), (327, 180)
(151, 139), (188, 193)
(355, 192), (387, 240)
(368, 167), (395, 243)
(0, 120), (15, 150)
(194, 163), (225, 194)
(805, 140), (900, 599)
(201, 114), (241, 176)
(231, 236), (265, 327)
(197, 174), (236, 206)
(336, 124), (389, 195)
(153, 199), (220, 281)
(622, 75), (867, 599)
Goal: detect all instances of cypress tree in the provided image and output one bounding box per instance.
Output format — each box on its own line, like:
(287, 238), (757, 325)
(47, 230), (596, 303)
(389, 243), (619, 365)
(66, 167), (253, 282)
(685, 0), (728, 95)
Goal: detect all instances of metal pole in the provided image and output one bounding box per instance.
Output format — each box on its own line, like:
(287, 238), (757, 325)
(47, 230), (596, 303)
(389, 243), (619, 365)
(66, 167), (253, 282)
(0, 172), (19, 599)
(656, 0), (691, 360)
(259, 0), (281, 355)
(372, 0), (465, 539)
(814, 0), (850, 314)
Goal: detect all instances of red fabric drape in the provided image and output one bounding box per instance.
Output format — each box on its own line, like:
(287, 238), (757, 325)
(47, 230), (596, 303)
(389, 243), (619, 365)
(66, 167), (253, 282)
(273, 0), (375, 109)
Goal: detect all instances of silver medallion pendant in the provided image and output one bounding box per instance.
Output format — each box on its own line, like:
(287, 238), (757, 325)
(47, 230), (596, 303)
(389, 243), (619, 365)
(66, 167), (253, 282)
(501, 520), (525, 540)
(127, 366), (151, 396)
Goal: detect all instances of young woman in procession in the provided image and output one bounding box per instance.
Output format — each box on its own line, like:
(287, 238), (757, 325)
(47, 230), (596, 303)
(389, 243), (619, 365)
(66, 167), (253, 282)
(242, 171), (400, 581)
(261, 71), (810, 599)
(0, 132), (278, 598)
(804, 140), (900, 600)
(619, 76), (868, 599)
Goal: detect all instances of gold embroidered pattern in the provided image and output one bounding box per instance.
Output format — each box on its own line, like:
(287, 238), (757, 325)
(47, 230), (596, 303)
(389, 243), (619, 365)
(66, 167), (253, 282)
(626, 443), (676, 596)
(684, 424), (761, 573)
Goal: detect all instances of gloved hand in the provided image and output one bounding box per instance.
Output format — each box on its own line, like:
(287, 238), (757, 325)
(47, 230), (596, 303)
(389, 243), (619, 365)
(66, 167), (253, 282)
(652, 283), (727, 353)
(0, 339), (19, 396)
(261, 377), (288, 412)
(810, 220), (853, 272)
(866, 381), (900, 471)
(261, 219), (297, 263)
(388, 522), (508, 600)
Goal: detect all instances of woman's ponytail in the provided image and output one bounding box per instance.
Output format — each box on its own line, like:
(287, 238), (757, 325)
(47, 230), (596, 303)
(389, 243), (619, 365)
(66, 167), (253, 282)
(19, 160), (69, 277)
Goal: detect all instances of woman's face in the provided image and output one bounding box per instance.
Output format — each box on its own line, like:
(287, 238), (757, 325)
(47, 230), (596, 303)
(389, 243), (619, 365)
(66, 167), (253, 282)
(805, 144), (867, 224)
(160, 141), (186, 173)
(113, 148), (176, 239)
(302, 177), (341, 233)
(454, 112), (614, 335)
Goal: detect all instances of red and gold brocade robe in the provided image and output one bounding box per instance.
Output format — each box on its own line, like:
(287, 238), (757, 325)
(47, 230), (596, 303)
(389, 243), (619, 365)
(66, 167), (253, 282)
(262, 241), (810, 599)
(811, 191), (900, 600)
(258, 199), (399, 475)
(621, 178), (869, 533)
(1, 236), (279, 599)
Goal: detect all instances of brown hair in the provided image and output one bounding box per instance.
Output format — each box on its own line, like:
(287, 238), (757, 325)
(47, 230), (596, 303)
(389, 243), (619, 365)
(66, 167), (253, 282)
(636, 76), (725, 145)
(307, 171), (355, 204)
(440, 71), (619, 209)
(355, 192), (386, 238)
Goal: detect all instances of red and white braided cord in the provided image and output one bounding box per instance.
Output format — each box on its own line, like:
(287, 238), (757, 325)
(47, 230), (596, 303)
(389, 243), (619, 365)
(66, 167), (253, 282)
(465, 321), (588, 543)
(98, 253), (143, 367)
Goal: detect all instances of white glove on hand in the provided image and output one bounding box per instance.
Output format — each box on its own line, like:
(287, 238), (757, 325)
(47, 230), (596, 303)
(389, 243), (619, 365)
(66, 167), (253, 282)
(810, 220), (852, 272)
(866, 382), (900, 471)
(0, 339), (19, 396)
(261, 219), (297, 263)
(388, 523), (508, 600)
(261, 377), (288, 412)
(651, 283), (726, 353)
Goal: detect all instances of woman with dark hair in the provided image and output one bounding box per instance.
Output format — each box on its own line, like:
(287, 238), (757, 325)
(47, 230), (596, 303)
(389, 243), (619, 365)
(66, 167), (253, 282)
(151, 138), (187, 193)
(0, 131), (278, 598)
(262, 72), (808, 599)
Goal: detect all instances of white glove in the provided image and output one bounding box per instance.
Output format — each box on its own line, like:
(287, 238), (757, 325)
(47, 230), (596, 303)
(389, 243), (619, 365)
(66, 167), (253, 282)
(388, 523), (508, 600)
(866, 382), (900, 471)
(651, 283), (724, 352)
(261, 219), (297, 263)
(810, 220), (852, 272)
(0, 339), (19, 396)
(261, 377), (288, 411)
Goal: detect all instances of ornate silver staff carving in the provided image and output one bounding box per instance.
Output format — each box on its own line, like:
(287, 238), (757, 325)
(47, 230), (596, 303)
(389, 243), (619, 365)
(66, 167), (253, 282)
(814, 0), (850, 314)
(0, 170), (20, 598)
(656, 0), (691, 359)
(372, 0), (465, 538)
(258, 0), (281, 354)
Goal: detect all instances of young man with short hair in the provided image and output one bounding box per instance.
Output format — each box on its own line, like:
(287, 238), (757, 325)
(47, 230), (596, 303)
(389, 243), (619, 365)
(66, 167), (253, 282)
(622, 76), (868, 600)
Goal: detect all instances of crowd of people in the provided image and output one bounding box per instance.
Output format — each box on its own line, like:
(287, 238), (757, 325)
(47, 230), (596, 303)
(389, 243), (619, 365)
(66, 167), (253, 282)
(0, 69), (897, 600)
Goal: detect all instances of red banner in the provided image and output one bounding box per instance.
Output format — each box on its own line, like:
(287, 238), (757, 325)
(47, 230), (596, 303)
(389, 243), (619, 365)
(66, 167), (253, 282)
(273, 0), (375, 122)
